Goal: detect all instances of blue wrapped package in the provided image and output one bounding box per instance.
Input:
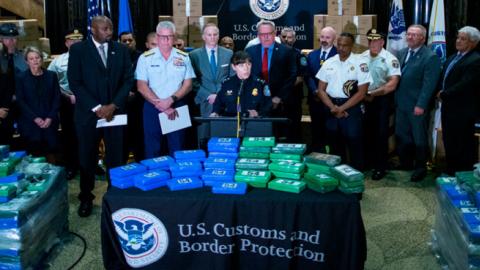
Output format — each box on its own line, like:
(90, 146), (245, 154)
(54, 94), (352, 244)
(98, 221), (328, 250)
(9, 151), (27, 159)
(171, 169), (203, 178)
(174, 150), (206, 160)
(208, 138), (240, 153)
(167, 177), (203, 191)
(204, 158), (236, 170)
(133, 170), (170, 186)
(135, 177), (168, 191)
(452, 199), (476, 208)
(0, 173), (24, 184)
(208, 152), (239, 159)
(202, 169), (235, 183)
(444, 185), (469, 200)
(0, 145), (8, 159)
(111, 176), (135, 189)
(110, 163), (147, 178)
(208, 137), (240, 145)
(140, 156), (175, 170)
(170, 161), (203, 172)
(212, 182), (248, 194)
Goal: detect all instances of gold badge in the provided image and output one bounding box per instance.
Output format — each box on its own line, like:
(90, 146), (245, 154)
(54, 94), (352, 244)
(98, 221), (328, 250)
(252, 88), (258, 96)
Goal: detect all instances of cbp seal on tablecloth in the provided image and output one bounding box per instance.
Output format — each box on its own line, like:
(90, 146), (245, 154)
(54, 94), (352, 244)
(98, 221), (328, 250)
(250, 0), (289, 20)
(112, 208), (169, 268)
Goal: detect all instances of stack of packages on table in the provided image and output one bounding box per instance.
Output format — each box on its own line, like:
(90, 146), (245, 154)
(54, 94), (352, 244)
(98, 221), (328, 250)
(431, 164), (480, 269)
(109, 137), (365, 196)
(0, 145), (68, 270)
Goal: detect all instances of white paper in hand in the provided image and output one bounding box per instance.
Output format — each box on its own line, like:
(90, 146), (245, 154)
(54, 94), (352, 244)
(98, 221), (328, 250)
(96, 114), (127, 128)
(158, 105), (192, 134)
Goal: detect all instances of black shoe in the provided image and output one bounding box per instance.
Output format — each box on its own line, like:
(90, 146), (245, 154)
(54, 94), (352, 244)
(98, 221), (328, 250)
(371, 170), (386, 181)
(78, 201), (93, 217)
(411, 169), (427, 182)
(66, 169), (77, 180)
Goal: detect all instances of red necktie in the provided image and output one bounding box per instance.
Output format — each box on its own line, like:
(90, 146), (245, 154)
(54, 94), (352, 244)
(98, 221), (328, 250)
(262, 48), (269, 82)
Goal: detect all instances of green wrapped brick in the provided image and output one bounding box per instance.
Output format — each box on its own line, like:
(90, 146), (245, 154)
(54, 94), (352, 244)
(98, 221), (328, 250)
(27, 179), (49, 191)
(436, 176), (457, 186)
(268, 178), (306, 193)
(304, 152), (341, 167)
(235, 158), (270, 170)
(455, 171), (476, 184)
(0, 184), (16, 197)
(239, 151), (270, 159)
(271, 170), (302, 180)
(269, 153), (302, 162)
(330, 164), (364, 183)
(305, 163), (332, 174)
(307, 183), (337, 193)
(339, 185), (365, 194)
(30, 156), (47, 163)
(271, 143), (306, 154)
(269, 161), (305, 174)
(242, 137), (275, 147)
(304, 172), (338, 187)
(339, 179), (364, 189)
(239, 146), (271, 153)
(0, 161), (15, 177)
(235, 170), (271, 188)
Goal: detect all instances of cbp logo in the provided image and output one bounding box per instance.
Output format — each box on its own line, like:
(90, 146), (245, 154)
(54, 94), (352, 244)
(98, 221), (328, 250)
(250, 0), (289, 20)
(112, 208), (168, 268)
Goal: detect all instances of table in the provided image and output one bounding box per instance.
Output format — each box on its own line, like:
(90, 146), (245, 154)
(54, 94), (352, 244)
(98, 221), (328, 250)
(101, 187), (366, 270)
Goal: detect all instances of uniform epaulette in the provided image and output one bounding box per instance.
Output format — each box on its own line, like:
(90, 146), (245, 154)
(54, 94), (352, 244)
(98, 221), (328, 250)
(143, 49), (155, 57)
(255, 78), (265, 84)
(176, 50), (188, 56)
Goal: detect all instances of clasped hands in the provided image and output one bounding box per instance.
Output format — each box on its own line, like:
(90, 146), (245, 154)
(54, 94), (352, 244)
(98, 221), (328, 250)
(96, 104), (117, 121)
(330, 106), (349, 118)
(34, 117), (52, 128)
(153, 97), (178, 120)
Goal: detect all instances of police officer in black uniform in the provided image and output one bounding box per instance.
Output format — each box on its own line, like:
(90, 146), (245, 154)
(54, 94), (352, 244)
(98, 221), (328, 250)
(211, 51), (271, 117)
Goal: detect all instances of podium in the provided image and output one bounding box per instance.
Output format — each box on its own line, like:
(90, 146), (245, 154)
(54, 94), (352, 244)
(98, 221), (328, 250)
(194, 117), (289, 138)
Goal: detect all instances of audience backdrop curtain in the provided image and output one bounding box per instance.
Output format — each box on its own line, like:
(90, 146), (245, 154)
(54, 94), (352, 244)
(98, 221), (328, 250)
(45, 0), (171, 54)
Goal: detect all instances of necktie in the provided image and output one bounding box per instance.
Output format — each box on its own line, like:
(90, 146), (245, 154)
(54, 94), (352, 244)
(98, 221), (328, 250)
(6, 54), (15, 91)
(98, 44), (107, 67)
(262, 48), (269, 82)
(320, 50), (327, 66)
(209, 49), (216, 76)
(442, 53), (463, 89)
(401, 50), (414, 72)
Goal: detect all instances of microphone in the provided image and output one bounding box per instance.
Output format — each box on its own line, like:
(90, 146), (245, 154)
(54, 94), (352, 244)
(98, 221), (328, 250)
(236, 79), (245, 137)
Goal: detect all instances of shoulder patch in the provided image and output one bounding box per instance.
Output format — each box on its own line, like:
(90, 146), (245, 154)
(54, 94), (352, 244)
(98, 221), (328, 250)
(300, 56), (308, 66)
(143, 50), (155, 57)
(176, 50), (188, 56)
(359, 63), (369, 72)
(392, 59), (400, 68)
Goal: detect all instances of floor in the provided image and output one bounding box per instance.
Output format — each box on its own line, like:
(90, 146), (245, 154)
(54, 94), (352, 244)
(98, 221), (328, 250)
(42, 168), (442, 270)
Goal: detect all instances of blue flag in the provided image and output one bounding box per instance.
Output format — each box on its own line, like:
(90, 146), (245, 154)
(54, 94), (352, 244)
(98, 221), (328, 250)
(428, 0), (447, 63)
(118, 0), (133, 34)
(386, 0), (407, 57)
(87, 0), (100, 33)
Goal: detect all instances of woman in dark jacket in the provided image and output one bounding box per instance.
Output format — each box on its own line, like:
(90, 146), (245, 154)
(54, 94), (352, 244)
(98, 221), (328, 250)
(16, 46), (60, 161)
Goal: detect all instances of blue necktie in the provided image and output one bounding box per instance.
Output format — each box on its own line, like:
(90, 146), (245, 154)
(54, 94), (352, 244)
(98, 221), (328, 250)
(209, 49), (216, 76)
(443, 53), (463, 89)
(320, 50), (327, 66)
(401, 50), (414, 72)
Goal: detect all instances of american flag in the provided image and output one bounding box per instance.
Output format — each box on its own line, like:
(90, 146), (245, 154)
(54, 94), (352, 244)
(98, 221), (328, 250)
(87, 0), (111, 33)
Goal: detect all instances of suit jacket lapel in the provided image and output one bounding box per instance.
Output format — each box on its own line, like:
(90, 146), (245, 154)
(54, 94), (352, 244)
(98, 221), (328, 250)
(106, 41), (115, 69)
(200, 47), (212, 78)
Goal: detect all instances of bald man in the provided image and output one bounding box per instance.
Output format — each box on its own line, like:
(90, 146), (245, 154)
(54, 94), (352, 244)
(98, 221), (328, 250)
(68, 16), (134, 217)
(306, 26), (337, 152)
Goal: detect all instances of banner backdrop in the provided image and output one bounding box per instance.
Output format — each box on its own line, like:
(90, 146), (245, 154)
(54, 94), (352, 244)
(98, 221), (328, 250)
(203, 0), (327, 50)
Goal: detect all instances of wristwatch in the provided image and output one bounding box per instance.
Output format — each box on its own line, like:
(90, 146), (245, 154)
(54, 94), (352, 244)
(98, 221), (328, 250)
(171, 95), (178, 102)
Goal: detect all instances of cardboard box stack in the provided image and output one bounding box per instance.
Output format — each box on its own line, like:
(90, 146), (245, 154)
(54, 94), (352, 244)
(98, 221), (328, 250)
(313, 0), (376, 52)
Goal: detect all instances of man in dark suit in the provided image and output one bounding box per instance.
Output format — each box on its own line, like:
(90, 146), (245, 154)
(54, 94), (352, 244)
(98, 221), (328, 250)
(438, 26), (480, 175)
(190, 23), (233, 148)
(306, 26), (337, 152)
(68, 16), (133, 217)
(245, 20), (296, 140)
(395, 24), (441, 182)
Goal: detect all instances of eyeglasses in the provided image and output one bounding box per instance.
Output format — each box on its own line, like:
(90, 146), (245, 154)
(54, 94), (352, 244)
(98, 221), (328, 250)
(258, 32), (274, 38)
(157, 35), (175, 41)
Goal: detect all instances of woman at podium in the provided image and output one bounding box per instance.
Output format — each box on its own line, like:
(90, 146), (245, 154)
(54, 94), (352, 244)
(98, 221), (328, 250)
(210, 51), (271, 117)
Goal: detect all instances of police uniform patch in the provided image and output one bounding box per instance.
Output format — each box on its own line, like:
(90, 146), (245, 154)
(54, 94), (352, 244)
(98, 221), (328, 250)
(392, 59), (400, 68)
(226, 90), (233, 96)
(252, 88), (258, 96)
(360, 63), (369, 72)
(350, 66), (355, 71)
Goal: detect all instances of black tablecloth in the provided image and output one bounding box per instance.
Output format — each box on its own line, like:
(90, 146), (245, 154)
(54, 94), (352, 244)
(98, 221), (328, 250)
(101, 187), (366, 270)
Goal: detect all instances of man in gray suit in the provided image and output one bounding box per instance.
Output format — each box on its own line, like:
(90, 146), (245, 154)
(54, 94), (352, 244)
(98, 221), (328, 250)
(190, 23), (233, 147)
(395, 24), (441, 182)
